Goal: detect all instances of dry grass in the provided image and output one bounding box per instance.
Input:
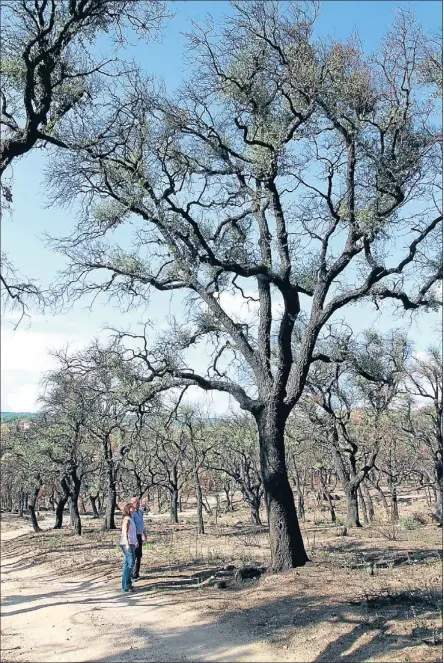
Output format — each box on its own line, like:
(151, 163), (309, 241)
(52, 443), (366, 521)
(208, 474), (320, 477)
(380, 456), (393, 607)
(1, 485), (442, 662)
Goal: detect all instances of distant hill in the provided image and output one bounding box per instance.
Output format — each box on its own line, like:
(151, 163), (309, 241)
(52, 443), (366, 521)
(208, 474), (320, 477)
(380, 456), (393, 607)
(1, 412), (38, 421)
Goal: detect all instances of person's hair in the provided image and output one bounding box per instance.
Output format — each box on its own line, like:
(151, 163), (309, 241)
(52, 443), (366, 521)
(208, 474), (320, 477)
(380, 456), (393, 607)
(131, 496), (139, 504)
(122, 502), (133, 517)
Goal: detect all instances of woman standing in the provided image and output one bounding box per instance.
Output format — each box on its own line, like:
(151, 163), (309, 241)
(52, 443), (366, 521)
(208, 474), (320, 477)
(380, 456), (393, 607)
(120, 502), (138, 592)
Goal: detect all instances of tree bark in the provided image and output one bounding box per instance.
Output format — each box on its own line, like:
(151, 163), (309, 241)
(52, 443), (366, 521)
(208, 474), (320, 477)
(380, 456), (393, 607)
(103, 482), (117, 530)
(346, 484), (362, 528)
(89, 493), (100, 518)
(54, 478), (70, 529)
(256, 406), (309, 571)
(29, 484), (42, 533)
(358, 485), (369, 525)
(361, 480), (375, 522)
(387, 476), (399, 522)
(170, 488), (179, 524)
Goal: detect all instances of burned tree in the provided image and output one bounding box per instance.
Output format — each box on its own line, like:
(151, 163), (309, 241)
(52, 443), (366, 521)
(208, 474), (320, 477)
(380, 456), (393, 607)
(48, 3), (441, 570)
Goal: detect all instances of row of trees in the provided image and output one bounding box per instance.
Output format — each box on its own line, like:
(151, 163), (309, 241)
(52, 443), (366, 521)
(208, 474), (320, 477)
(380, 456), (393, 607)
(2, 336), (441, 537)
(1, 1), (441, 570)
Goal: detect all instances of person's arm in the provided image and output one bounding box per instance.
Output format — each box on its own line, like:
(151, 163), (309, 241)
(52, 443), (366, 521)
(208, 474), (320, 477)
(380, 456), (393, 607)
(124, 518), (130, 551)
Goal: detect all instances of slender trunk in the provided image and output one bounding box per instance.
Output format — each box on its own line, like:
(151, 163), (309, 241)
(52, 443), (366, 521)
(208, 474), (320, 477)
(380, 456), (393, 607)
(19, 490), (25, 517)
(320, 471), (336, 523)
(54, 479), (70, 529)
(170, 488), (179, 524)
(346, 484), (362, 528)
(103, 481), (117, 530)
(370, 480), (391, 519)
(223, 482), (233, 512)
(358, 485), (369, 525)
(195, 469), (204, 534)
(387, 476), (399, 522)
(434, 455), (443, 526)
(69, 470), (82, 535)
(89, 494), (100, 518)
(293, 466), (305, 521)
(256, 407), (308, 571)
(361, 481), (375, 522)
(29, 484), (42, 533)
(70, 495), (82, 535)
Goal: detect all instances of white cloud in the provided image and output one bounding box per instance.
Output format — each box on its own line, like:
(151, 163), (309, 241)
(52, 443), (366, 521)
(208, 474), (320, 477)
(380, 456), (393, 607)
(5, 383), (40, 412)
(0, 328), (85, 372)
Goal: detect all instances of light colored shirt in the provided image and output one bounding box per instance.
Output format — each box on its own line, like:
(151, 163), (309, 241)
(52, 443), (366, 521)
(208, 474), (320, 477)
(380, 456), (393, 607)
(132, 509), (146, 536)
(120, 516), (137, 546)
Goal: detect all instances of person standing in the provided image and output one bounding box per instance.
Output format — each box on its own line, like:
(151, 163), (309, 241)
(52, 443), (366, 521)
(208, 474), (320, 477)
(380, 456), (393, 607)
(120, 502), (138, 592)
(131, 497), (147, 580)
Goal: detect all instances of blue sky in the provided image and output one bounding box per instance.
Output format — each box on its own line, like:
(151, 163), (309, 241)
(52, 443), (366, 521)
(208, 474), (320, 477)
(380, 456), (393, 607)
(2, 0), (442, 412)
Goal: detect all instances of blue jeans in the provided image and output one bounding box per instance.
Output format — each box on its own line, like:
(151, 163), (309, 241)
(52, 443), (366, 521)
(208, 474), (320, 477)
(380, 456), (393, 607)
(121, 544), (136, 590)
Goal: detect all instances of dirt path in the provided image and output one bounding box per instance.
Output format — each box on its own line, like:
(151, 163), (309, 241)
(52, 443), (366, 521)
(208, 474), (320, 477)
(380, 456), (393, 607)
(1, 522), (290, 662)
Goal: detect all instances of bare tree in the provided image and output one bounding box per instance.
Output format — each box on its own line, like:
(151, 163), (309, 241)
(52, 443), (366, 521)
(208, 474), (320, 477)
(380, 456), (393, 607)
(1, 0), (168, 318)
(48, 3), (441, 570)
(401, 347), (443, 525)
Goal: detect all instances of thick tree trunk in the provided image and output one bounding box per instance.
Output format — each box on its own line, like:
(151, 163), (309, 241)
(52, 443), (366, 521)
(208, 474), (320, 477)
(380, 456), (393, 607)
(103, 482), (117, 530)
(346, 484), (362, 528)
(170, 488), (179, 524)
(29, 485), (42, 533)
(194, 470), (204, 534)
(257, 408), (308, 571)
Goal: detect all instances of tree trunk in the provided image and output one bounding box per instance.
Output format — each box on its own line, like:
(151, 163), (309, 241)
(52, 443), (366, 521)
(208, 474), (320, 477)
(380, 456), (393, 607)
(358, 485), (369, 525)
(69, 471), (82, 535)
(194, 470), (204, 534)
(293, 466), (305, 521)
(19, 490), (25, 517)
(434, 456), (443, 526)
(29, 484), (42, 533)
(103, 482), (117, 530)
(387, 476), (399, 522)
(170, 488), (179, 524)
(361, 481), (375, 522)
(370, 480), (391, 519)
(319, 471), (336, 523)
(223, 482), (234, 512)
(90, 494), (100, 518)
(256, 407), (309, 571)
(54, 479), (70, 529)
(70, 496), (82, 535)
(346, 484), (362, 528)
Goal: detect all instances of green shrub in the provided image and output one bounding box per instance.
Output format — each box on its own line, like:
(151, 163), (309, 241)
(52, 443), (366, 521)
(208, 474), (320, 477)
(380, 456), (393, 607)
(401, 516), (419, 530)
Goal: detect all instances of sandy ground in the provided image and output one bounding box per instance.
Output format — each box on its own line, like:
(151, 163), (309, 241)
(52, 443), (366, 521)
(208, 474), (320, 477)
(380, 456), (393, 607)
(1, 500), (442, 663)
(1, 519), (290, 663)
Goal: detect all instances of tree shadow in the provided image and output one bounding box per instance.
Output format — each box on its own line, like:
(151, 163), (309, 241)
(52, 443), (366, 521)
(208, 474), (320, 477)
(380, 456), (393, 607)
(87, 584), (442, 663)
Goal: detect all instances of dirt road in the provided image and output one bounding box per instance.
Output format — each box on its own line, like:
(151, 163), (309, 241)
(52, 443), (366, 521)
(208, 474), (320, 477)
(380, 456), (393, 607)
(1, 522), (290, 662)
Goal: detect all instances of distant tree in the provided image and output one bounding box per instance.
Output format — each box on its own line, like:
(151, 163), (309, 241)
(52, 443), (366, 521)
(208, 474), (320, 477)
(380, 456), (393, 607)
(401, 347), (443, 525)
(48, 3), (441, 570)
